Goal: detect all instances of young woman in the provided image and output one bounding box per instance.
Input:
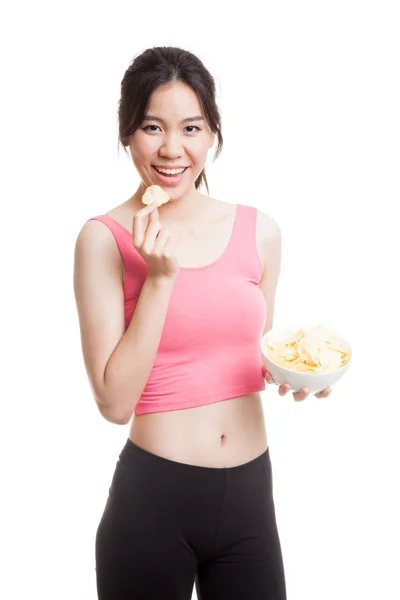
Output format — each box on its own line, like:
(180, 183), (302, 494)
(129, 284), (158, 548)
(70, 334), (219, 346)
(73, 46), (331, 600)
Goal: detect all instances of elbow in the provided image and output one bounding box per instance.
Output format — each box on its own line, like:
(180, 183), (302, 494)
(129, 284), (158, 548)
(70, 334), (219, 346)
(116, 411), (134, 425)
(96, 399), (134, 425)
(93, 381), (137, 425)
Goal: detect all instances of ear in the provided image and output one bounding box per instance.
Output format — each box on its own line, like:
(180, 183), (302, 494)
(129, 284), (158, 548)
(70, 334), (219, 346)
(122, 134), (132, 147)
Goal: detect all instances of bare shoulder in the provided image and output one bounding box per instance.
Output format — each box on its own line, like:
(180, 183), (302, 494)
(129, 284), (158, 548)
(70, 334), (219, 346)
(256, 208), (281, 242)
(254, 208), (281, 275)
(73, 218), (124, 322)
(75, 216), (124, 277)
(75, 216), (113, 245)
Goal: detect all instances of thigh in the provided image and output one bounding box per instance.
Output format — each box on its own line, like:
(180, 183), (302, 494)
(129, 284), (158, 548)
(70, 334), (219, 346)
(95, 461), (197, 600)
(195, 533), (286, 600)
(195, 451), (287, 600)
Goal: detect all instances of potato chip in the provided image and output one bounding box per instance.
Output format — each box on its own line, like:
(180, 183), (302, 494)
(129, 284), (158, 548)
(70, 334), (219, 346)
(142, 185), (171, 207)
(318, 345), (342, 370)
(297, 337), (319, 366)
(292, 361), (320, 373)
(264, 324), (350, 373)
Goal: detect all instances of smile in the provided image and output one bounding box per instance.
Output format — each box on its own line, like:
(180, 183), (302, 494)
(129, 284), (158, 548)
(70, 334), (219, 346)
(153, 166), (188, 176)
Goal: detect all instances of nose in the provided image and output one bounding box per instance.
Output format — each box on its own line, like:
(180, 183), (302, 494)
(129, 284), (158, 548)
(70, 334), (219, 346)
(158, 132), (183, 159)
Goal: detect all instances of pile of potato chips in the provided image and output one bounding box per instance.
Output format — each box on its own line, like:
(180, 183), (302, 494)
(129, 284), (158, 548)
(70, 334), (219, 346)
(264, 324), (351, 373)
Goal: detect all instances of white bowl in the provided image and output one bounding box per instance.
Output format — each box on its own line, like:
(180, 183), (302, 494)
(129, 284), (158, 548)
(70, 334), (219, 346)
(261, 325), (352, 394)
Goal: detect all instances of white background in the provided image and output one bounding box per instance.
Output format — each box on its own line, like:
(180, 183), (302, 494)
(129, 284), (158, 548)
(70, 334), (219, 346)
(1, 1), (399, 599)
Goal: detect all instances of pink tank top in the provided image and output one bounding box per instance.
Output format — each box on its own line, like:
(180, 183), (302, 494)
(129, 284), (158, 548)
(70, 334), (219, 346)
(88, 203), (266, 415)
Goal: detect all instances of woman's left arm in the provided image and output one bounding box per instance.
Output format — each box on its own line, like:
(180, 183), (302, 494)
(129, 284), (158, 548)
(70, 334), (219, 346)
(257, 210), (331, 402)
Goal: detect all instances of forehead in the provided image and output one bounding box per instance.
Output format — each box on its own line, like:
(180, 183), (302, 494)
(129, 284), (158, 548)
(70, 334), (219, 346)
(147, 82), (204, 119)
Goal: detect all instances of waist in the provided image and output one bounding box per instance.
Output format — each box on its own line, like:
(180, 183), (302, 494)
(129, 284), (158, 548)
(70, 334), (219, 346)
(128, 392), (268, 468)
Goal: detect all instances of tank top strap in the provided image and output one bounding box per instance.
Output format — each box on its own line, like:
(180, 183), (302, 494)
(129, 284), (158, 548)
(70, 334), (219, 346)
(233, 203), (258, 238)
(228, 204), (262, 279)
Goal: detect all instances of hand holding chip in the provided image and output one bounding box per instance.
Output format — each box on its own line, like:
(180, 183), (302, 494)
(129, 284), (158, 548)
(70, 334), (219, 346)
(261, 366), (332, 401)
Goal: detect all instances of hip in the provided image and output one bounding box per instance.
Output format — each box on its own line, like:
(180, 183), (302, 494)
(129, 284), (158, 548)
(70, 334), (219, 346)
(97, 435), (275, 566)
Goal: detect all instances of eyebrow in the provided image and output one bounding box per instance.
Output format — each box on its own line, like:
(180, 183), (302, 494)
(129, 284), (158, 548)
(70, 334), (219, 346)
(143, 115), (205, 123)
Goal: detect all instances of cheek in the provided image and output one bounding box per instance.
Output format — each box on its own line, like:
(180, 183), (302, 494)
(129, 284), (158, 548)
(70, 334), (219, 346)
(130, 133), (158, 160)
(188, 138), (211, 161)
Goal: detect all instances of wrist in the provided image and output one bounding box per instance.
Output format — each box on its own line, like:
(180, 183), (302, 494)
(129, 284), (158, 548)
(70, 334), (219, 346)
(146, 274), (177, 287)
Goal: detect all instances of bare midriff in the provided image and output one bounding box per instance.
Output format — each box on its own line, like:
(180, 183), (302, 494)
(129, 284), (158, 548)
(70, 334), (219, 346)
(128, 392), (268, 468)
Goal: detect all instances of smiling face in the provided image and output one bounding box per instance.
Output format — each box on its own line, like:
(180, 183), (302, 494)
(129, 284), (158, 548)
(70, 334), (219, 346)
(127, 81), (215, 201)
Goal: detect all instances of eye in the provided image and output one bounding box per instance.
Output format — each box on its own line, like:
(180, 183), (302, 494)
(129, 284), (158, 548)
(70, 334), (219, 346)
(142, 125), (161, 132)
(142, 124), (201, 133)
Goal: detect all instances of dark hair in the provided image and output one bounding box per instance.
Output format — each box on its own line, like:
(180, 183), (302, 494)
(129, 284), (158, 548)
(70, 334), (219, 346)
(118, 46), (223, 195)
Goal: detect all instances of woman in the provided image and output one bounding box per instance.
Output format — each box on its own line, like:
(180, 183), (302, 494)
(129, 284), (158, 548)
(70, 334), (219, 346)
(73, 46), (331, 600)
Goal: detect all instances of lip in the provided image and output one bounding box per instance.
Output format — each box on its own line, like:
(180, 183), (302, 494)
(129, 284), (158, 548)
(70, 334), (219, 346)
(152, 165), (189, 169)
(151, 165), (189, 187)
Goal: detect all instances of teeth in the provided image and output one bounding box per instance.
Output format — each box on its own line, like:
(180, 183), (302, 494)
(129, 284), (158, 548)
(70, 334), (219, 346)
(155, 167), (186, 175)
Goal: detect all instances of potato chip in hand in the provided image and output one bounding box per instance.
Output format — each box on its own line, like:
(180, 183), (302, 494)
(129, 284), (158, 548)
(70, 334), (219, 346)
(142, 185), (171, 207)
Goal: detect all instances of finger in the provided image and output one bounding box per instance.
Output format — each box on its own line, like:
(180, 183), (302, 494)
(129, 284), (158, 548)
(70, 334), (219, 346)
(261, 366), (275, 383)
(162, 234), (175, 257)
(278, 383), (291, 396)
(261, 365), (275, 383)
(315, 387), (332, 399)
(133, 203), (158, 246)
(153, 226), (172, 254)
(293, 388), (310, 402)
(142, 219), (162, 254)
(138, 201), (158, 214)
(263, 370), (276, 385)
(148, 204), (159, 220)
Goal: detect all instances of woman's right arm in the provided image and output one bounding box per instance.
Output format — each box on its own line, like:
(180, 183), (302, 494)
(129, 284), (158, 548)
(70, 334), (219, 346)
(73, 204), (179, 424)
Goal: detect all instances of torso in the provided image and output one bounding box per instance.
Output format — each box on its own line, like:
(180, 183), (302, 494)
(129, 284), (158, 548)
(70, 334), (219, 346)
(105, 195), (269, 468)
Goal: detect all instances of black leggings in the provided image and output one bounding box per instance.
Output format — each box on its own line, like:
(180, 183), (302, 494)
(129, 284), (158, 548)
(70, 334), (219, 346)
(95, 438), (287, 599)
